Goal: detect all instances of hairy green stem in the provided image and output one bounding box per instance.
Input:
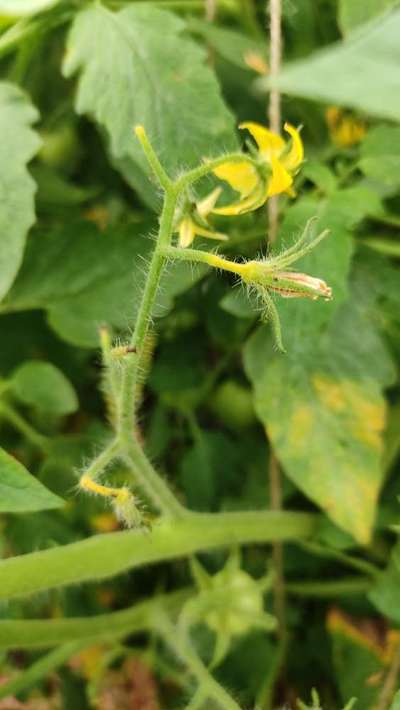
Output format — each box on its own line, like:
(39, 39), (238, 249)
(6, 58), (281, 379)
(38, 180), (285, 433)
(118, 189), (178, 440)
(134, 125), (172, 191)
(0, 511), (316, 600)
(0, 589), (190, 650)
(163, 244), (248, 276)
(155, 611), (241, 710)
(123, 437), (186, 517)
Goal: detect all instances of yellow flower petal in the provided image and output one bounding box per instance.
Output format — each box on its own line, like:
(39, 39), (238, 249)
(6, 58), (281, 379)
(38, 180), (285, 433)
(267, 156), (293, 197)
(213, 160), (259, 198)
(196, 187), (222, 218)
(239, 121), (285, 159)
(331, 118), (366, 147)
(178, 217), (195, 248)
(282, 123), (304, 170)
(213, 182), (267, 216)
(194, 224), (228, 241)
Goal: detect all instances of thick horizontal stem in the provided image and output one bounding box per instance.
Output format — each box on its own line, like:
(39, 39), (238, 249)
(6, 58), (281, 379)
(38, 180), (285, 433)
(0, 510), (316, 600)
(0, 589), (190, 650)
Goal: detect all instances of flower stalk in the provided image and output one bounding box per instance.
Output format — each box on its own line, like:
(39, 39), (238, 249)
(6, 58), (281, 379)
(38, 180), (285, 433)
(77, 126), (332, 532)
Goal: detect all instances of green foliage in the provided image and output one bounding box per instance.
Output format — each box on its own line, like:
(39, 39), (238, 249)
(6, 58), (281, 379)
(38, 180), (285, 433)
(0, 82), (40, 300)
(0, 447), (63, 512)
(11, 360), (78, 415)
(268, 9), (400, 121)
(338, 0), (396, 35)
(359, 125), (400, 189)
(63, 3), (237, 207)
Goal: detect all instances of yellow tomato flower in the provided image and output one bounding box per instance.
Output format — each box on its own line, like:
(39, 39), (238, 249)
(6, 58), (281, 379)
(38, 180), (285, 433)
(212, 122), (304, 216)
(325, 106), (366, 147)
(175, 187), (228, 248)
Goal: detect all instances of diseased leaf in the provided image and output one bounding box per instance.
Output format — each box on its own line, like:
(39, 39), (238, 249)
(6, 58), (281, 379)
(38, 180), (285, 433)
(11, 360), (78, 415)
(0, 447), (63, 512)
(63, 4), (237, 207)
(265, 10), (400, 122)
(3, 222), (206, 347)
(0, 82), (40, 301)
(327, 607), (391, 707)
(244, 257), (395, 543)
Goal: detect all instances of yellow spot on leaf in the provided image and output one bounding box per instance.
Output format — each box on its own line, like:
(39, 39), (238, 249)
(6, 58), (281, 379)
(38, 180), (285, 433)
(313, 375), (385, 450)
(288, 405), (314, 449)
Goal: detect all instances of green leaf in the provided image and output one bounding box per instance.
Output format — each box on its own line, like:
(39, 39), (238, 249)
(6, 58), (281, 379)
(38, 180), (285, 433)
(390, 691), (400, 710)
(63, 4), (237, 207)
(338, 0), (396, 35)
(301, 161), (337, 194)
(327, 608), (385, 707)
(187, 18), (267, 70)
(244, 262), (396, 544)
(266, 10), (400, 122)
(0, 0), (59, 16)
(270, 193), (354, 345)
(11, 360), (78, 415)
(0, 82), (40, 301)
(2, 221), (206, 347)
(0, 447), (63, 512)
(359, 126), (400, 190)
(369, 543), (400, 622)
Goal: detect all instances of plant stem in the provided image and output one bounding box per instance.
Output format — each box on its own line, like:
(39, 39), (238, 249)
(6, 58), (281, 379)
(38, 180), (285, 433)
(163, 244), (248, 277)
(134, 125), (172, 191)
(0, 589), (190, 650)
(297, 541), (381, 578)
(0, 510), (317, 600)
(0, 641), (84, 700)
(81, 438), (120, 482)
(155, 612), (241, 710)
(0, 402), (50, 452)
(123, 437), (186, 518)
(286, 576), (373, 597)
(118, 188), (178, 439)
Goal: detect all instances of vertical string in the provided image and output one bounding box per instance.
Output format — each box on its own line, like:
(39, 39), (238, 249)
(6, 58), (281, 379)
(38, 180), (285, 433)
(268, 0), (282, 243)
(267, 0), (287, 644)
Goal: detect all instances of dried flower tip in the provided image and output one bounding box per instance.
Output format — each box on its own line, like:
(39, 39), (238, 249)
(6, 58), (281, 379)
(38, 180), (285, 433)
(112, 487), (144, 528)
(111, 344), (137, 358)
(270, 271), (332, 300)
